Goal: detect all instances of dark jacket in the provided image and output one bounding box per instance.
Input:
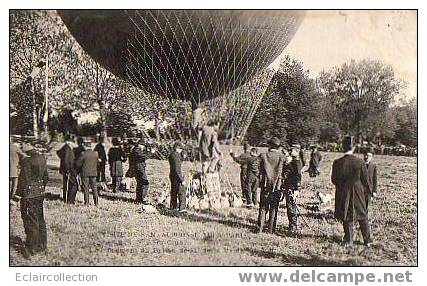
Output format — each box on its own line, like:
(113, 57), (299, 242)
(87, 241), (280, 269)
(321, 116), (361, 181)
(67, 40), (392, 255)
(73, 145), (85, 160)
(366, 162), (378, 194)
(232, 151), (250, 173)
(332, 154), (370, 221)
(309, 151), (322, 168)
(108, 146), (126, 177)
(94, 143), (107, 163)
(75, 149), (98, 177)
(282, 158), (303, 191)
(129, 146), (148, 179)
(16, 150), (49, 199)
(168, 151), (184, 183)
(57, 143), (75, 174)
(246, 155), (261, 178)
(260, 149), (286, 193)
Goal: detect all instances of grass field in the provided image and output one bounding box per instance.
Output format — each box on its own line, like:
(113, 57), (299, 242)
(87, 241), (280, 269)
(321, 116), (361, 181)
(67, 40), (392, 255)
(9, 146), (417, 266)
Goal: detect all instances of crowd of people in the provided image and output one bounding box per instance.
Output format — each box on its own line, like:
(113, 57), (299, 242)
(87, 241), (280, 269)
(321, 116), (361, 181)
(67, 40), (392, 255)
(10, 120), (379, 258)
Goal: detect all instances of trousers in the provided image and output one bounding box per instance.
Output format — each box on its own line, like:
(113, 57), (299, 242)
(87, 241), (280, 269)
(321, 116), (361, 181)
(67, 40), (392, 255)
(112, 176), (122, 193)
(170, 176), (186, 210)
(135, 172), (149, 204)
(343, 219), (372, 245)
(258, 191), (281, 233)
(81, 176), (98, 206)
(285, 189), (298, 230)
(20, 196), (47, 254)
(247, 175), (259, 205)
(97, 162), (106, 182)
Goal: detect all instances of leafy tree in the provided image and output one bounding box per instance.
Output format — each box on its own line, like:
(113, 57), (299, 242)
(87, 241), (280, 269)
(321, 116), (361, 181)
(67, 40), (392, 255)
(319, 122), (342, 144)
(393, 98), (417, 147)
(318, 59), (405, 143)
(247, 56), (322, 145)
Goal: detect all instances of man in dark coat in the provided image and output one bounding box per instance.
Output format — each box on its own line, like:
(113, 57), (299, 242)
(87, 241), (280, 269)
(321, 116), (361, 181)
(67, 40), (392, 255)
(282, 145), (303, 235)
(75, 139), (99, 206)
(364, 151), (378, 205)
(230, 142), (250, 204)
(15, 144), (49, 257)
(94, 135), (107, 183)
(56, 135), (75, 202)
(246, 148), (261, 207)
(308, 145), (322, 177)
(331, 136), (373, 247)
(168, 142), (186, 211)
(258, 137), (286, 234)
(130, 138), (150, 204)
(108, 138), (126, 193)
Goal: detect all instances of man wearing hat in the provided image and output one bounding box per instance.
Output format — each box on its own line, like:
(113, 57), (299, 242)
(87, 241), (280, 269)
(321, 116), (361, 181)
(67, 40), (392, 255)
(258, 137), (286, 234)
(94, 135), (107, 184)
(15, 143), (49, 257)
(331, 136), (373, 247)
(56, 134), (76, 202)
(129, 137), (150, 204)
(75, 139), (99, 206)
(308, 145), (322, 177)
(230, 142), (251, 204)
(282, 144), (303, 235)
(108, 138), (126, 193)
(168, 141), (186, 211)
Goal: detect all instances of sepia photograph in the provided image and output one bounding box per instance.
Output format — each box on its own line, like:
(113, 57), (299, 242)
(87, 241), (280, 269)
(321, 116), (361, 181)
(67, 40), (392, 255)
(8, 8), (417, 268)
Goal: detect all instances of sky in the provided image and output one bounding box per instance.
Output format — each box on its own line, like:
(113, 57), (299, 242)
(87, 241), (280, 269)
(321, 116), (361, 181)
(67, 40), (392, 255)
(271, 10), (417, 101)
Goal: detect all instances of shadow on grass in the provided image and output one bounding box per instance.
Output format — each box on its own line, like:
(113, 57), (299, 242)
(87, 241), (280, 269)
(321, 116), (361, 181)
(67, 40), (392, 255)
(99, 192), (136, 204)
(159, 207), (258, 232)
(245, 248), (357, 266)
(44, 192), (63, 202)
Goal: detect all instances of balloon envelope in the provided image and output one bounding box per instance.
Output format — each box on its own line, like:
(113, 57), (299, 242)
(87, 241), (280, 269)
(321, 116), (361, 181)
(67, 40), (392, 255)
(59, 10), (305, 104)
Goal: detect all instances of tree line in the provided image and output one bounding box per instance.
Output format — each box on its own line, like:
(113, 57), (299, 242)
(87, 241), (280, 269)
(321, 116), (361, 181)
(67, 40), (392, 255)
(246, 56), (417, 148)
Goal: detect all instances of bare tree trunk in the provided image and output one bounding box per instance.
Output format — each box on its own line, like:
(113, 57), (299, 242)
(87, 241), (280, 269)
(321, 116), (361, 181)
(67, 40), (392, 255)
(98, 100), (107, 139)
(31, 80), (40, 139)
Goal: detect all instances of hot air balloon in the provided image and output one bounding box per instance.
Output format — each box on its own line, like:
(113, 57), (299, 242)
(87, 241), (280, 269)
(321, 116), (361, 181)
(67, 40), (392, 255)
(58, 10), (304, 105)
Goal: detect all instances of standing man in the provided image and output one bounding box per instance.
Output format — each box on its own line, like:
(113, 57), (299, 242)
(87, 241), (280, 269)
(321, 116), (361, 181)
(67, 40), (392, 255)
(10, 138), (27, 199)
(258, 137), (286, 234)
(168, 142), (186, 212)
(246, 147), (261, 207)
(331, 136), (373, 247)
(299, 144), (308, 173)
(56, 134), (75, 202)
(230, 142), (250, 204)
(130, 138), (150, 204)
(94, 135), (107, 185)
(282, 145), (303, 235)
(75, 139), (99, 206)
(364, 151), (378, 205)
(199, 120), (222, 173)
(108, 138), (126, 193)
(15, 144), (49, 257)
(308, 145), (322, 177)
